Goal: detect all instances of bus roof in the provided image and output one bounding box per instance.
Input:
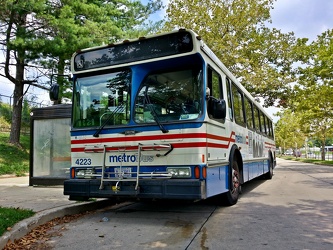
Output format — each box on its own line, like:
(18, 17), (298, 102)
(71, 28), (272, 120)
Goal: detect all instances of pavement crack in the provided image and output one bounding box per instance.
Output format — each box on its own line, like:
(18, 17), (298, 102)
(184, 205), (217, 250)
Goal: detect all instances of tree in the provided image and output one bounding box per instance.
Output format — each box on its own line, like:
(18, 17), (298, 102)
(35, 0), (163, 103)
(0, 0), (48, 145)
(0, 0), (162, 145)
(164, 0), (299, 107)
(274, 109), (305, 153)
(294, 29), (333, 160)
(295, 85), (333, 160)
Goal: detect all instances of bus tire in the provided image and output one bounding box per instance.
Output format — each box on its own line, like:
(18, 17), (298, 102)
(263, 155), (273, 180)
(223, 158), (241, 206)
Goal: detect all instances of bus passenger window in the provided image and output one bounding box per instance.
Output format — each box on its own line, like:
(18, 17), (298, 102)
(269, 120), (274, 138)
(260, 111), (266, 134)
(207, 67), (225, 121)
(226, 78), (233, 121)
(269, 118), (273, 137)
(254, 106), (260, 132)
(231, 83), (245, 126)
(245, 97), (254, 129)
(266, 116), (273, 137)
(208, 67), (222, 99)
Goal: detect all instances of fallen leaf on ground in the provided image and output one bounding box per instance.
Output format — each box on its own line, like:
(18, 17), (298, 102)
(3, 211), (91, 250)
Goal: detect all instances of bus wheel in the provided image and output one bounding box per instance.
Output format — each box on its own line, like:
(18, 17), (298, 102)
(224, 160), (241, 206)
(263, 156), (273, 180)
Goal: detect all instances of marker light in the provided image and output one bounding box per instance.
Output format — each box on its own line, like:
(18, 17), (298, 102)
(202, 166), (207, 179)
(194, 166), (206, 179)
(71, 168), (75, 179)
(194, 166), (200, 179)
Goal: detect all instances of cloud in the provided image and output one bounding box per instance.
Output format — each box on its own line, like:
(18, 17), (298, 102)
(159, 0), (333, 41)
(270, 0), (333, 41)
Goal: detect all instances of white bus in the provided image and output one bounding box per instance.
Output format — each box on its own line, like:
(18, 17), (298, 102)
(54, 29), (276, 205)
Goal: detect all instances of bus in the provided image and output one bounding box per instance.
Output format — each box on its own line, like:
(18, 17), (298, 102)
(323, 146), (333, 152)
(54, 29), (276, 206)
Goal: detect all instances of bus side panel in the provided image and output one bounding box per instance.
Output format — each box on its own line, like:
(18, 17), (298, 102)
(263, 158), (269, 175)
(244, 159), (268, 182)
(243, 163), (250, 182)
(249, 161), (260, 180)
(205, 165), (229, 198)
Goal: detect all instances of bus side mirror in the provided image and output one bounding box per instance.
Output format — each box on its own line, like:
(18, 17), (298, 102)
(49, 74), (73, 102)
(49, 83), (59, 101)
(208, 97), (226, 120)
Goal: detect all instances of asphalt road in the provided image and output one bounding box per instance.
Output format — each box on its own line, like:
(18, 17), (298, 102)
(41, 158), (333, 250)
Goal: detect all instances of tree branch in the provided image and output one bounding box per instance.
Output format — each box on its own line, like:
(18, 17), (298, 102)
(25, 81), (50, 91)
(4, 11), (17, 84)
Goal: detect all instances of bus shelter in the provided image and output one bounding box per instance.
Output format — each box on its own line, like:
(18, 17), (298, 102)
(29, 104), (71, 186)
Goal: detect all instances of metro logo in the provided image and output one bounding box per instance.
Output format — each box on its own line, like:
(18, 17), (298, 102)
(109, 154), (154, 163)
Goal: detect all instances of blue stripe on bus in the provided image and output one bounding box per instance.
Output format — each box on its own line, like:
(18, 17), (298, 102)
(70, 121), (204, 136)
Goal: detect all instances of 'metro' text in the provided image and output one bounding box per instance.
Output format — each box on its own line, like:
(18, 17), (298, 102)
(109, 154), (154, 163)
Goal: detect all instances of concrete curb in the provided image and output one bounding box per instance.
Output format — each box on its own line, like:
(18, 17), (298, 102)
(0, 199), (114, 249)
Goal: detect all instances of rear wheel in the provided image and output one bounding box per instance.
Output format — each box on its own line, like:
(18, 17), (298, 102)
(263, 156), (273, 180)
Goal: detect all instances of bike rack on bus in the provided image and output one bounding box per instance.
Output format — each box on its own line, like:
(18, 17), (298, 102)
(84, 143), (173, 192)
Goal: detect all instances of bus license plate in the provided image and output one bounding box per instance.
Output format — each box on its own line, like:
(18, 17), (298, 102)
(115, 167), (132, 178)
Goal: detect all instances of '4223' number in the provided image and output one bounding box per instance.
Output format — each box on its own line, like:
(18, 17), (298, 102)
(75, 158), (92, 165)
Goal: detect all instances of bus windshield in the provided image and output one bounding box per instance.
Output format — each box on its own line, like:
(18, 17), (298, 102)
(134, 68), (203, 123)
(72, 69), (131, 128)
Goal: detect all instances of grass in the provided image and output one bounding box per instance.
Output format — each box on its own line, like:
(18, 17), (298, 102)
(0, 207), (35, 236)
(278, 155), (333, 166)
(0, 132), (35, 237)
(0, 132), (30, 176)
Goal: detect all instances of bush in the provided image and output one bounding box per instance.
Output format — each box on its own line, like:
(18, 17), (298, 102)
(0, 102), (12, 125)
(0, 116), (10, 131)
(0, 132), (30, 176)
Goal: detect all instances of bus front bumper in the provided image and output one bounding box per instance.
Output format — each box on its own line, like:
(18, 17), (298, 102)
(64, 179), (206, 200)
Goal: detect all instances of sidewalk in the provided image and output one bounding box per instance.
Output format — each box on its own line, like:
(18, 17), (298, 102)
(0, 176), (74, 212)
(0, 176), (112, 249)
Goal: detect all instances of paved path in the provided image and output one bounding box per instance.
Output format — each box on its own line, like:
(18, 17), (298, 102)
(0, 176), (74, 212)
(27, 158), (333, 250)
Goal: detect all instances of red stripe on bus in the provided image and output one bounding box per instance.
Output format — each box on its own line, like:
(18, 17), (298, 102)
(71, 132), (236, 145)
(70, 141), (232, 153)
(69, 131), (251, 152)
(71, 132), (208, 144)
(72, 142), (204, 152)
(265, 142), (276, 147)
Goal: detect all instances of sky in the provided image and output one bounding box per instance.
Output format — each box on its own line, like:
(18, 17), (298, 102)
(267, 0), (333, 41)
(1, 0), (333, 118)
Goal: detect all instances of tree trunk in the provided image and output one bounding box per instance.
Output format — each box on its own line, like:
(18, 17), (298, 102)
(51, 57), (65, 105)
(321, 138), (326, 161)
(9, 62), (25, 145)
(7, 13), (27, 145)
(10, 83), (24, 145)
(57, 57), (66, 104)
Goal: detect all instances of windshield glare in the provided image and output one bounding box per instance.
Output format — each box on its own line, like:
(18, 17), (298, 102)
(134, 68), (203, 123)
(73, 70), (131, 128)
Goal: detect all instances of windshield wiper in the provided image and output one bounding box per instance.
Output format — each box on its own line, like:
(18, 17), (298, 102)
(93, 103), (125, 137)
(144, 87), (169, 133)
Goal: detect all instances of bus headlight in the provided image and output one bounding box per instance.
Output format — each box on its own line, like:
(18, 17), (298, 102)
(75, 168), (95, 179)
(167, 167), (191, 178)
